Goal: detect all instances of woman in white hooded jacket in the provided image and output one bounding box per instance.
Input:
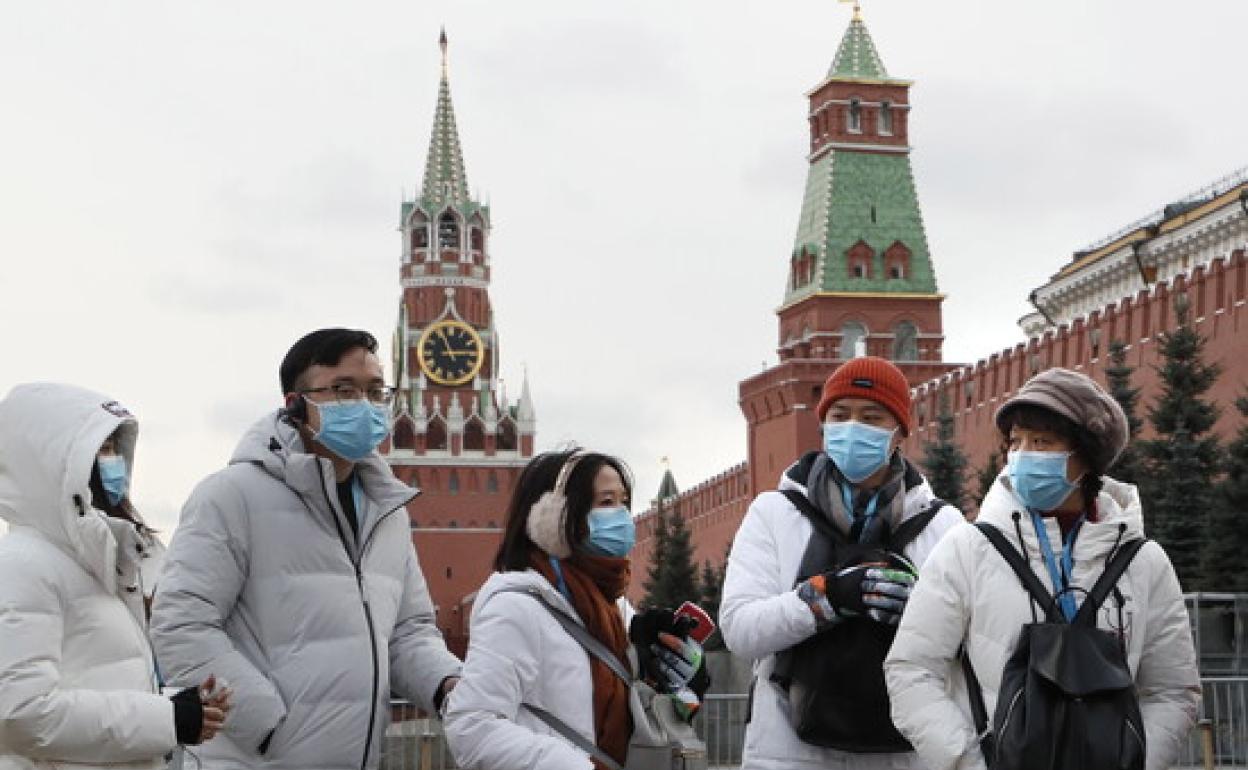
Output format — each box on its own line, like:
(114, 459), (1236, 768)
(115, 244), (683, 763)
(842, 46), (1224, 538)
(884, 368), (1200, 770)
(0, 383), (228, 770)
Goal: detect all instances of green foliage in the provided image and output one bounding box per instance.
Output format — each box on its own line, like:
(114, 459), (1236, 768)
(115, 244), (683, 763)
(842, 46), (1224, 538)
(975, 448), (1003, 512)
(1105, 340), (1146, 486)
(1139, 298), (1222, 591)
(921, 393), (969, 510)
(696, 558), (727, 650)
(1206, 395), (1248, 592)
(641, 502), (699, 611)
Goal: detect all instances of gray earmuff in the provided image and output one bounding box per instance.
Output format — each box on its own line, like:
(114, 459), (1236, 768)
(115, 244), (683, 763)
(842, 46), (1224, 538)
(526, 450), (589, 559)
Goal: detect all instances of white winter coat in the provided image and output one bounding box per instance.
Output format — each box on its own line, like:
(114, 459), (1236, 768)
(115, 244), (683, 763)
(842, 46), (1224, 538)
(884, 475), (1201, 770)
(443, 569), (636, 770)
(719, 458), (964, 770)
(0, 383), (177, 770)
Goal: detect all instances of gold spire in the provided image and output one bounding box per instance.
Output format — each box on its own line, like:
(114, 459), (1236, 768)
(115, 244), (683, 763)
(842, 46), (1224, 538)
(839, 0), (863, 22)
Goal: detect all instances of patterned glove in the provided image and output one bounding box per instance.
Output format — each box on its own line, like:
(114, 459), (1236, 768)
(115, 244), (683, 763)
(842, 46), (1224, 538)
(798, 562), (916, 627)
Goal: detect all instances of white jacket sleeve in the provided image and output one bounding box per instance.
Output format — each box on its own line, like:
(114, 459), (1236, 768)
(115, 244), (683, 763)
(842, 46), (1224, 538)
(1134, 544), (1201, 770)
(443, 593), (593, 770)
(388, 543), (463, 711)
(150, 474), (286, 753)
(0, 555), (176, 762)
(885, 529), (986, 770)
(719, 493), (818, 662)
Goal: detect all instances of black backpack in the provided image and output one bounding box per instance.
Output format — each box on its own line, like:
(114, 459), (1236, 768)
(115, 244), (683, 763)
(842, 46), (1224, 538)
(770, 488), (944, 753)
(964, 522), (1148, 770)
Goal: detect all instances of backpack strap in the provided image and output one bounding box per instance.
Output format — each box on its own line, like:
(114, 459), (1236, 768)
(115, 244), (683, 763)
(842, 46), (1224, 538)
(973, 522), (1062, 622)
(492, 587), (631, 683)
(889, 499), (945, 554)
(1072, 538), (1147, 627)
(780, 489), (848, 547)
(960, 646), (995, 764)
(522, 704), (625, 770)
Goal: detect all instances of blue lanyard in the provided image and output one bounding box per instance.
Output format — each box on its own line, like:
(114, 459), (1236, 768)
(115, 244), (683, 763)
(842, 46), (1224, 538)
(1029, 511), (1085, 621)
(840, 484), (881, 544)
(549, 557), (573, 603)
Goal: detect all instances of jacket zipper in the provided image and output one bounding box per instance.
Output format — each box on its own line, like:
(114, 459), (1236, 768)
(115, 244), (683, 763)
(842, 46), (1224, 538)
(317, 473), (407, 770)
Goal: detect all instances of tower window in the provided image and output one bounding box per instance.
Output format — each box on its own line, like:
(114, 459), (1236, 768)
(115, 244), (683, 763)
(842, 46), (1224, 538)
(848, 99), (862, 133)
(839, 321), (867, 360)
(438, 212), (460, 250)
(880, 101), (894, 135)
(852, 263), (866, 278)
(892, 321), (918, 361)
(890, 264), (904, 279)
(412, 226), (429, 249)
(470, 226), (484, 252)
(448, 470), (460, 494)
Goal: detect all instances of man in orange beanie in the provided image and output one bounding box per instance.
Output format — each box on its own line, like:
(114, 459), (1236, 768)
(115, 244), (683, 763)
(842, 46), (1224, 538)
(719, 356), (963, 770)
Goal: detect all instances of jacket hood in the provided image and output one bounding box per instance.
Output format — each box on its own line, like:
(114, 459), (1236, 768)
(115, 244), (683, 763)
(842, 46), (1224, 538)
(229, 409), (416, 515)
(979, 471), (1145, 556)
(0, 382), (141, 588)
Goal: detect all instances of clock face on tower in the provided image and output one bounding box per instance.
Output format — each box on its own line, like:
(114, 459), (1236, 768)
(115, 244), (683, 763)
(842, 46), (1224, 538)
(418, 320), (485, 386)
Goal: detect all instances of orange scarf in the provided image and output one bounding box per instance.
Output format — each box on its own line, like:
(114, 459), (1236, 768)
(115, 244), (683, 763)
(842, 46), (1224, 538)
(532, 550), (633, 767)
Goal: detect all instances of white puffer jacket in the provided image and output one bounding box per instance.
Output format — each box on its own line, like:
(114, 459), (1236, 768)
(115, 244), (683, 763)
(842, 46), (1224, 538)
(0, 383), (177, 770)
(719, 456), (964, 770)
(443, 569), (635, 770)
(884, 475), (1201, 770)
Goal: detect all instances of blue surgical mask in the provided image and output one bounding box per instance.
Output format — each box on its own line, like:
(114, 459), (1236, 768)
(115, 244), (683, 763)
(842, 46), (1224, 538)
(97, 455), (129, 505)
(822, 421), (896, 483)
(1007, 451), (1080, 512)
(582, 506), (635, 558)
(311, 399), (391, 462)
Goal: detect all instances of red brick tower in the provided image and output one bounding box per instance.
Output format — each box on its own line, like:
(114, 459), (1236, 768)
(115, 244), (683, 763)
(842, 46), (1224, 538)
(738, 8), (958, 496)
(383, 31), (536, 655)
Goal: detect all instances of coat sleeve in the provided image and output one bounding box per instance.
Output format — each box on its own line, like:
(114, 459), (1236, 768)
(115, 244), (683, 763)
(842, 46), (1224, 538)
(388, 541), (462, 710)
(0, 552), (176, 762)
(149, 473), (286, 752)
(443, 593), (593, 770)
(719, 493), (818, 662)
(885, 528), (987, 770)
(1134, 544), (1201, 770)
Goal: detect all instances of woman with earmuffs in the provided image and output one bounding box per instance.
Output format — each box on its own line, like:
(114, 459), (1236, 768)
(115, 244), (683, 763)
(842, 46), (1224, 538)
(443, 448), (709, 770)
(0, 383), (231, 770)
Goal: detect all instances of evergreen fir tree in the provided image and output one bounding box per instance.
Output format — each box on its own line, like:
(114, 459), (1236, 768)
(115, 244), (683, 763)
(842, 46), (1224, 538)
(697, 559), (725, 650)
(974, 448), (1003, 513)
(1106, 340), (1146, 486)
(1205, 394), (1248, 593)
(641, 505), (670, 610)
(921, 393), (969, 510)
(661, 506), (699, 608)
(1140, 296), (1222, 590)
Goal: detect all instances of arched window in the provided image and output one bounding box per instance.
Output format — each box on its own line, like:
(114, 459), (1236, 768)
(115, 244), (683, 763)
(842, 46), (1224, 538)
(470, 226), (484, 252)
(884, 241), (911, 280)
(840, 322), (867, 360)
(463, 417), (485, 452)
(497, 417), (518, 452)
(848, 99), (862, 133)
(438, 212), (460, 251)
(426, 415), (448, 452)
(846, 240), (874, 280)
(892, 321), (918, 361)
(392, 415), (416, 450)
(879, 101), (894, 135)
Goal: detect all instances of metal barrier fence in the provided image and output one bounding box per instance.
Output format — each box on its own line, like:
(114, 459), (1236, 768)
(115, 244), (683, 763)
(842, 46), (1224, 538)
(381, 678), (1248, 770)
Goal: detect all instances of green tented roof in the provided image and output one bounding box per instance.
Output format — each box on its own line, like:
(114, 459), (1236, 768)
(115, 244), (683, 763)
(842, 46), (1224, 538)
(828, 16), (890, 80)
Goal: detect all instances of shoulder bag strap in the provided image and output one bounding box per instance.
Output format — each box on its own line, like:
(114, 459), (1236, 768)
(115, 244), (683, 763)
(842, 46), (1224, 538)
(492, 587), (632, 683)
(1073, 538), (1147, 626)
(973, 522), (1062, 622)
(960, 645), (995, 764)
(521, 704), (625, 770)
(889, 499), (945, 554)
(780, 488), (847, 546)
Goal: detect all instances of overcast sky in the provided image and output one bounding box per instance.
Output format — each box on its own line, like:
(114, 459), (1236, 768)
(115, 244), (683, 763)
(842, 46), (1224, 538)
(2, 1), (1245, 532)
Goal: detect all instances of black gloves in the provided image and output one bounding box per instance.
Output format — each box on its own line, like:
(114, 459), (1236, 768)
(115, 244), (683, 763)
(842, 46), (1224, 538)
(798, 562), (916, 627)
(169, 686), (204, 745)
(629, 607), (711, 719)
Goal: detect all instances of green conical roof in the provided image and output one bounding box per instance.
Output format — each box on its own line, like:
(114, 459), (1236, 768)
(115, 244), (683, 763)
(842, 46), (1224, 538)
(828, 14), (889, 80)
(421, 30), (470, 207)
(657, 469), (679, 501)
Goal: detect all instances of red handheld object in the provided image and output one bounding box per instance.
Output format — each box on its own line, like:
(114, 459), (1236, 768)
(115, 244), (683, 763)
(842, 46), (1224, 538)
(674, 601), (716, 644)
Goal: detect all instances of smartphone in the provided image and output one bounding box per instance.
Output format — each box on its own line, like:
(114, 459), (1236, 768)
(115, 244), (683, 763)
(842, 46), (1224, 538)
(674, 601), (716, 644)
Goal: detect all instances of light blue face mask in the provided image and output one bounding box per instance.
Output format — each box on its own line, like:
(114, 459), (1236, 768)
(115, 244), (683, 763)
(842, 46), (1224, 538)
(311, 399), (391, 462)
(1007, 451), (1080, 512)
(97, 455), (129, 505)
(822, 421), (896, 483)
(581, 506), (636, 558)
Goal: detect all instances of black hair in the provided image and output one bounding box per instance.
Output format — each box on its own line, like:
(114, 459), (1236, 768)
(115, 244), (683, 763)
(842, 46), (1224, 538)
(279, 328), (379, 395)
(998, 403), (1105, 511)
(493, 448), (634, 572)
(89, 461), (140, 525)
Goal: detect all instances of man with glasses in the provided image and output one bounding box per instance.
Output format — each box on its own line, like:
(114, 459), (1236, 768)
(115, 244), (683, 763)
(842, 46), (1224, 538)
(152, 328), (461, 770)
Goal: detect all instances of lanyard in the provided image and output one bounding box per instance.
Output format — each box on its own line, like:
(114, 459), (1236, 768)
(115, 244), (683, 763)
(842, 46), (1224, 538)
(840, 484), (881, 544)
(549, 557), (573, 604)
(1029, 511), (1085, 621)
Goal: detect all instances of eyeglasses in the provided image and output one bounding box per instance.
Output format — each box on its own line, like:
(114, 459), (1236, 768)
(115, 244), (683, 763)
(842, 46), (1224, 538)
(301, 384), (396, 406)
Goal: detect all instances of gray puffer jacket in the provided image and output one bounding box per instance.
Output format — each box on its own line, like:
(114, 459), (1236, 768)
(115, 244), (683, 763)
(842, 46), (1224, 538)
(150, 410), (461, 770)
